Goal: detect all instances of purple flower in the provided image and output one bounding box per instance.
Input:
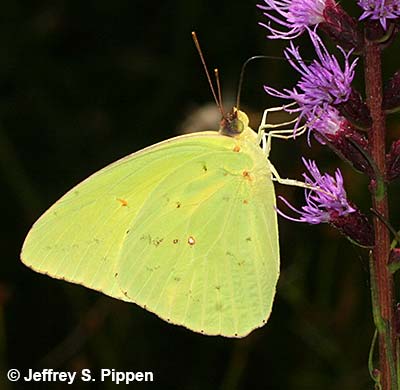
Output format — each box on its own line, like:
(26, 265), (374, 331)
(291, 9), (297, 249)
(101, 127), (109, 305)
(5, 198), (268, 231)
(306, 105), (343, 140)
(288, 106), (343, 145)
(258, 0), (327, 39)
(358, 0), (400, 30)
(264, 29), (358, 127)
(277, 159), (374, 247)
(277, 158), (355, 224)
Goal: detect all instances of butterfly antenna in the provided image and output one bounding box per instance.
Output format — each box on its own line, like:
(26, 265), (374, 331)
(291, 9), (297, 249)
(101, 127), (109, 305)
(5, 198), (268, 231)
(214, 68), (225, 115)
(236, 56), (270, 109)
(235, 55), (312, 109)
(191, 31), (224, 117)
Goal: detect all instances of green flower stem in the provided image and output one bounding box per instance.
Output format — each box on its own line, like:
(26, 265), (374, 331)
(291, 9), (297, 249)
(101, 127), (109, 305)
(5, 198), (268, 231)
(364, 36), (397, 390)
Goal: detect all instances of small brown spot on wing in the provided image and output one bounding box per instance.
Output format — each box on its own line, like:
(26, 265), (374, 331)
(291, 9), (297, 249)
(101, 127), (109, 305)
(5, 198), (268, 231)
(152, 237), (164, 247)
(117, 198), (128, 206)
(243, 199), (248, 204)
(188, 236), (196, 246)
(173, 239), (179, 244)
(242, 170), (252, 181)
(176, 202), (181, 208)
(233, 145), (240, 152)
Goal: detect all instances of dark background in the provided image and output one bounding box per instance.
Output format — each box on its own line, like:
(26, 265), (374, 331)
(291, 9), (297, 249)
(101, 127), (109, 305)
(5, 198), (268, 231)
(2, 1), (400, 389)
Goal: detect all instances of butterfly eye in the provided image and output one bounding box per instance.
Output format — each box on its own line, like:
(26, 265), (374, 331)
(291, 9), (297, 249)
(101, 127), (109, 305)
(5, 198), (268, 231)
(219, 112), (245, 137)
(231, 118), (245, 133)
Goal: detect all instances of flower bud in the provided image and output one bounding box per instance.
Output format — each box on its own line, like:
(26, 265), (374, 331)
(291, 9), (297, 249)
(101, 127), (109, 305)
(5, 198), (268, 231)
(364, 20), (388, 41)
(308, 107), (373, 176)
(383, 70), (400, 113)
(321, 0), (363, 52)
(329, 203), (374, 248)
(395, 303), (400, 335)
(336, 89), (371, 130)
(389, 248), (400, 274)
(386, 139), (400, 181)
(322, 130), (372, 178)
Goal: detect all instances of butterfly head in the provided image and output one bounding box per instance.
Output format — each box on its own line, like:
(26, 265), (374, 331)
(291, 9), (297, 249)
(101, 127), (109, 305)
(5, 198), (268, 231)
(219, 108), (250, 138)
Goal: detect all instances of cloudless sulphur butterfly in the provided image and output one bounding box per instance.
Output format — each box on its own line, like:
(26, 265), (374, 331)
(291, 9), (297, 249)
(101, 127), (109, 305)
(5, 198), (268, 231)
(20, 107), (280, 338)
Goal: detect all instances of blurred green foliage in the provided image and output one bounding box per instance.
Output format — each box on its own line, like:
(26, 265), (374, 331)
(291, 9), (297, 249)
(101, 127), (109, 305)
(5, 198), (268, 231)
(1, 1), (399, 389)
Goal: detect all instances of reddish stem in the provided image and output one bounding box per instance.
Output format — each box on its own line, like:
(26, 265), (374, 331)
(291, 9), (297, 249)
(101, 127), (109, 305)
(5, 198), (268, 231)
(364, 38), (395, 389)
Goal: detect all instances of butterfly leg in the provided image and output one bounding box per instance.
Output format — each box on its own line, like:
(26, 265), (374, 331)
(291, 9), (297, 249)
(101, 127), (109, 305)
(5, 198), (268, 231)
(268, 160), (313, 190)
(261, 124), (308, 159)
(256, 103), (299, 145)
(257, 105), (308, 157)
(269, 159), (330, 196)
(258, 106), (326, 193)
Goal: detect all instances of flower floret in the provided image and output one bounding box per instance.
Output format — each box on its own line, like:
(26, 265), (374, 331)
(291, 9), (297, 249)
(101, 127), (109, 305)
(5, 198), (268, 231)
(264, 29), (357, 128)
(358, 0), (400, 30)
(277, 159), (355, 224)
(258, 0), (327, 39)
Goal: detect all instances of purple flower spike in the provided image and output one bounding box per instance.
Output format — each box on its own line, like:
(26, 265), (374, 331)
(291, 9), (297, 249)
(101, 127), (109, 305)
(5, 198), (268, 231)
(358, 0), (400, 30)
(264, 29), (358, 126)
(277, 158), (355, 224)
(258, 0), (327, 39)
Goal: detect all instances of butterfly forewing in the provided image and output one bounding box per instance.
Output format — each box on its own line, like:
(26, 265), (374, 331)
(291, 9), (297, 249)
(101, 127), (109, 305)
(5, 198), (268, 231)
(21, 129), (279, 337)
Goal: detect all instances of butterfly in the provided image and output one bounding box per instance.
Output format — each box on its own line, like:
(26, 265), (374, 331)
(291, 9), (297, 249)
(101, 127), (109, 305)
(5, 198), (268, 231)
(20, 106), (280, 338)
